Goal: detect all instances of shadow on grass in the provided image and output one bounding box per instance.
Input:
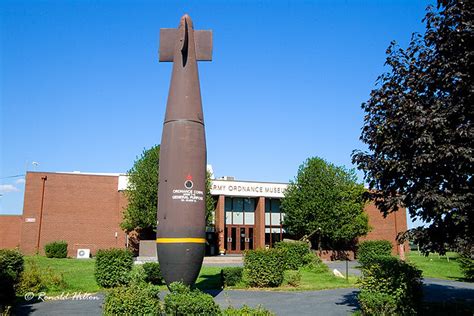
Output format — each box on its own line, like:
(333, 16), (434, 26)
(195, 273), (223, 297)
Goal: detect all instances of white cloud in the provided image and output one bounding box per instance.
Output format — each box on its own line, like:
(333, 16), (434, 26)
(0, 184), (19, 193)
(15, 178), (26, 184)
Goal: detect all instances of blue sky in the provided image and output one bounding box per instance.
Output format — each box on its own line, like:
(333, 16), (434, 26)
(1, 0), (433, 227)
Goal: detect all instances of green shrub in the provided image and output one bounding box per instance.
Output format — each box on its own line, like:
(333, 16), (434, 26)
(358, 291), (397, 316)
(16, 260), (66, 295)
(358, 255), (423, 315)
(127, 265), (146, 285)
(274, 241), (311, 270)
(458, 255), (474, 281)
(357, 240), (392, 266)
(222, 304), (275, 315)
(283, 270), (301, 287)
(44, 241), (68, 258)
(164, 282), (221, 315)
(0, 249), (24, 310)
(244, 249), (285, 287)
(221, 267), (243, 287)
(103, 282), (161, 315)
(95, 248), (133, 288)
(302, 252), (328, 273)
(142, 262), (164, 285)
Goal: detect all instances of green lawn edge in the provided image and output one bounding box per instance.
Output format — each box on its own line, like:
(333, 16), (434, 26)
(22, 256), (357, 296)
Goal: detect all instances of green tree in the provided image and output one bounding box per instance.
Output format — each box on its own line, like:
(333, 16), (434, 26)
(121, 145), (160, 237)
(205, 171), (216, 226)
(352, 0), (473, 255)
(281, 157), (370, 245)
(121, 145), (215, 236)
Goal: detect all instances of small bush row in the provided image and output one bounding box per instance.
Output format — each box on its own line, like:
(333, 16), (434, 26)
(283, 270), (301, 287)
(164, 282), (221, 315)
(221, 267), (243, 286)
(16, 260), (66, 295)
(274, 241), (311, 270)
(222, 304), (275, 315)
(240, 242), (326, 288)
(44, 241), (68, 258)
(358, 255), (423, 315)
(103, 282), (161, 315)
(94, 248), (134, 288)
(142, 262), (164, 285)
(458, 255), (474, 281)
(243, 248), (286, 287)
(94, 249), (164, 288)
(356, 240), (392, 266)
(0, 249), (24, 312)
(103, 281), (275, 315)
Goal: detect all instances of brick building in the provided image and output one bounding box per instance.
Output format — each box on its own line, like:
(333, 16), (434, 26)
(0, 171), (408, 258)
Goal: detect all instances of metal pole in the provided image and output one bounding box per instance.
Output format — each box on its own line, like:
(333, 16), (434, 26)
(36, 176), (47, 254)
(346, 259), (349, 282)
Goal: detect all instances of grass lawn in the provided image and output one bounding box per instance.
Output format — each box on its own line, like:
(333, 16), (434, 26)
(406, 251), (464, 281)
(25, 256), (356, 295)
(197, 267), (357, 292)
(296, 269), (357, 291)
(26, 255), (100, 294)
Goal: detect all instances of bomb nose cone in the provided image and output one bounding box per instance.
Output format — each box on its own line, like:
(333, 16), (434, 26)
(180, 14), (194, 29)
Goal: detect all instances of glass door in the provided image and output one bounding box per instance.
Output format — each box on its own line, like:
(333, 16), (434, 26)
(225, 226), (254, 254)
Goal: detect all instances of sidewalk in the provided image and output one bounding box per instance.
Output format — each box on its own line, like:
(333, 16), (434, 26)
(203, 255), (243, 266)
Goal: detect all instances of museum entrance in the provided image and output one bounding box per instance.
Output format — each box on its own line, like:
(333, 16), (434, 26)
(224, 225), (254, 254)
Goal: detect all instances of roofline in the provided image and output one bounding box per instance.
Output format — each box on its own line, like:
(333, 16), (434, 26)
(26, 171), (126, 177)
(25, 171), (288, 185)
(212, 179), (289, 185)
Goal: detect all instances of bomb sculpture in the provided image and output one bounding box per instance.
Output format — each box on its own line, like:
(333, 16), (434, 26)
(156, 14), (212, 286)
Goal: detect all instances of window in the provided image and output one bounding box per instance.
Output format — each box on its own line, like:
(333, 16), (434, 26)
(225, 197), (256, 225)
(265, 198), (284, 247)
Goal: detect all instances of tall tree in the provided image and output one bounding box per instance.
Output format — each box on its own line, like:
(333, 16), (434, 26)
(206, 171), (216, 226)
(352, 1), (473, 254)
(121, 145), (160, 238)
(281, 157), (369, 245)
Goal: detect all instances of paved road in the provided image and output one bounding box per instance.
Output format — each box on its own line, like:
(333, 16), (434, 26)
(13, 289), (358, 316)
(325, 260), (361, 277)
(213, 288), (358, 315)
(14, 278), (474, 316)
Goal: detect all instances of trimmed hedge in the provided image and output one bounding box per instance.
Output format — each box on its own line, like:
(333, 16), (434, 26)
(127, 265), (146, 285)
(357, 240), (392, 266)
(44, 241), (68, 258)
(164, 282), (221, 315)
(458, 255), (474, 281)
(244, 249), (285, 287)
(221, 267), (243, 287)
(274, 241), (311, 270)
(302, 252), (328, 273)
(16, 260), (65, 295)
(103, 282), (161, 315)
(283, 270), (301, 287)
(358, 291), (397, 315)
(94, 248), (133, 288)
(358, 255), (423, 315)
(142, 262), (164, 285)
(222, 305), (275, 315)
(0, 249), (24, 310)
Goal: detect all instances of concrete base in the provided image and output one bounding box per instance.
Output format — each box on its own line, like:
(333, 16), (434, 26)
(138, 240), (157, 257)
